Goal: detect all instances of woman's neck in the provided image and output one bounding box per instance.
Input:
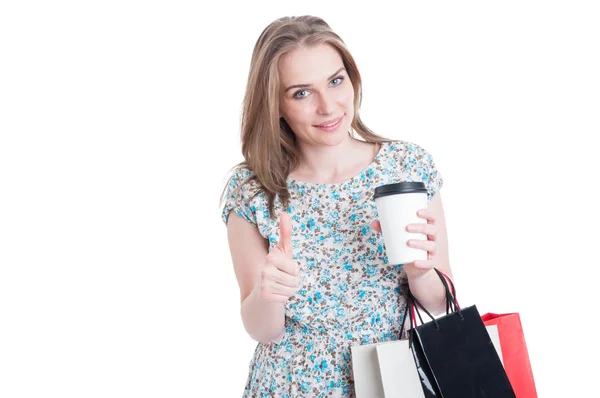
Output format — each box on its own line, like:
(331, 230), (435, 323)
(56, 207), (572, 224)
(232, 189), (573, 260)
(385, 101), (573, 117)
(290, 135), (379, 184)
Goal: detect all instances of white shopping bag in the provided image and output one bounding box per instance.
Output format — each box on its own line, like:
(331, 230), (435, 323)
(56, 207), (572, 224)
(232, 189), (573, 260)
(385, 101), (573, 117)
(351, 325), (503, 398)
(376, 339), (424, 398)
(487, 324), (504, 365)
(350, 339), (392, 398)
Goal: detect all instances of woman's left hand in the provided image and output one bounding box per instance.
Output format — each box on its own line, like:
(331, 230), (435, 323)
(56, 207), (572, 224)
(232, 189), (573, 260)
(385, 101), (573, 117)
(370, 209), (438, 278)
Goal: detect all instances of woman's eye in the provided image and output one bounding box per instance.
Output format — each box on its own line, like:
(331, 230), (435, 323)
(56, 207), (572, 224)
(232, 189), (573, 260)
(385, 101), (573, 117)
(293, 77), (344, 99)
(293, 90), (308, 99)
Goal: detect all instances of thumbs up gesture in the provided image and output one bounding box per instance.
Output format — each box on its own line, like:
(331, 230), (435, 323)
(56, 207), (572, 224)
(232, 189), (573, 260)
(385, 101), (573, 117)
(257, 211), (301, 303)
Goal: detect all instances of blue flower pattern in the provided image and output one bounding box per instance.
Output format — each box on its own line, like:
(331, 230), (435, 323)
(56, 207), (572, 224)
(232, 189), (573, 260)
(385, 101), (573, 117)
(222, 140), (443, 397)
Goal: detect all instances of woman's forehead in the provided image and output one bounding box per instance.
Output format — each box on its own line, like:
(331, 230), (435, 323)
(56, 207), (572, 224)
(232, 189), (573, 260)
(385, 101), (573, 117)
(278, 44), (344, 85)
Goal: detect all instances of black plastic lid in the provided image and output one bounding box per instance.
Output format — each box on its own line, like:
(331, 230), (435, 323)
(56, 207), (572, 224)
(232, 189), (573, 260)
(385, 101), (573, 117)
(373, 181), (427, 200)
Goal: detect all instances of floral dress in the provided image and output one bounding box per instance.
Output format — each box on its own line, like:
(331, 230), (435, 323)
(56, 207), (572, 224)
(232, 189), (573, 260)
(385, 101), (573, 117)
(221, 140), (444, 397)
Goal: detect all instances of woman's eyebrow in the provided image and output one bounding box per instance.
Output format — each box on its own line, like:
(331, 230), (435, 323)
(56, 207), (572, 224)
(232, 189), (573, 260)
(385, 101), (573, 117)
(284, 67), (346, 93)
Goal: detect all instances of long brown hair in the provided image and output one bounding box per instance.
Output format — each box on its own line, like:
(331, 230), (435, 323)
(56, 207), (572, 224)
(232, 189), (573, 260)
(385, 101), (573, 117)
(221, 15), (392, 221)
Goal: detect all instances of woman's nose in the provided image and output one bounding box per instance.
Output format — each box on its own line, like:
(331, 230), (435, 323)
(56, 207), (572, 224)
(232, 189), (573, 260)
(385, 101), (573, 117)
(316, 92), (336, 115)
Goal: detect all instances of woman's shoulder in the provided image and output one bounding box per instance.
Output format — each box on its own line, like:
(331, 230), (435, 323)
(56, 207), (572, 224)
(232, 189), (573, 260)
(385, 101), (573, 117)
(227, 163), (250, 179)
(223, 164), (263, 199)
(383, 138), (423, 151)
(226, 163), (258, 184)
(382, 138), (444, 202)
(221, 164), (267, 227)
(383, 139), (437, 162)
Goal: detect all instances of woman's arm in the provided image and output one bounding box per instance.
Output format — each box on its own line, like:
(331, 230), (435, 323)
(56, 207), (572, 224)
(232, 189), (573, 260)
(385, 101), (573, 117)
(406, 191), (454, 316)
(226, 211), (286, 343)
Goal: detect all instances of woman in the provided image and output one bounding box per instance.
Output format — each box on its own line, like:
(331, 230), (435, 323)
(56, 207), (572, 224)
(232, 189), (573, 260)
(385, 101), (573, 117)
(220, 15), (454, 397)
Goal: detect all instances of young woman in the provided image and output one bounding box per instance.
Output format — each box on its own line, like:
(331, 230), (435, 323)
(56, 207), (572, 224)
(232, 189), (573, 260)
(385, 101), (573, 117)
(221, 15), (453, 397)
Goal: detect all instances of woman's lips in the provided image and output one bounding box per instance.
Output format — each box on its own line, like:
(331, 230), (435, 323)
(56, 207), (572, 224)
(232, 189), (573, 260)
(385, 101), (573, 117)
(314, 116), (342, 132)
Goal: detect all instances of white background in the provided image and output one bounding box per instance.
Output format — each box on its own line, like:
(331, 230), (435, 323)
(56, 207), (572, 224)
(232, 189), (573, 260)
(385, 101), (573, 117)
(1, 1), (599, 397)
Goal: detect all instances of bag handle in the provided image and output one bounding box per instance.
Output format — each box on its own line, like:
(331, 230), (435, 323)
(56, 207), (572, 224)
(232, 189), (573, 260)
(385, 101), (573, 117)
(435, 268), (460, 311)
(399, 297), (416, 339)
(404, 268), (463, 332)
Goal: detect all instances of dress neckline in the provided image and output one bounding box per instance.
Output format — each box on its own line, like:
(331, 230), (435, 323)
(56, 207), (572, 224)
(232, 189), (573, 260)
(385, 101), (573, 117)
(286, 141), (390, 189)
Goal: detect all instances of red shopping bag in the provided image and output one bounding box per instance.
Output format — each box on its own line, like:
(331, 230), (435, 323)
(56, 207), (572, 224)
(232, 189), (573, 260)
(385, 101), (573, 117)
(482, 313), (538, 398)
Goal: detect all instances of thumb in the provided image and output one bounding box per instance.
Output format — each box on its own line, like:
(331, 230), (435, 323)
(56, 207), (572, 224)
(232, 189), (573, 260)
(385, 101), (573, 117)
(370, 220), (382, 234)
(278, 211), (293, 258)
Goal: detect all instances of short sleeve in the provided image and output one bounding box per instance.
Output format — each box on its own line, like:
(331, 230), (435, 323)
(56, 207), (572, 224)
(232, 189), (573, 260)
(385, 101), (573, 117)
(221, 167), (259, 227)
(404, 141), (444, 204)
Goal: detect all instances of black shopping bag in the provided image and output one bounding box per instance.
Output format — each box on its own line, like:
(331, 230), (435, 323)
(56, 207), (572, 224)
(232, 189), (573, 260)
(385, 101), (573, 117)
(408, 269), (516, 398)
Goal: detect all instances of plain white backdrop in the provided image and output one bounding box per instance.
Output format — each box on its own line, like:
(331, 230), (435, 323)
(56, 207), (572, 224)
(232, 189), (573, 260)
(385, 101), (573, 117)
(1, 1), (599, 397)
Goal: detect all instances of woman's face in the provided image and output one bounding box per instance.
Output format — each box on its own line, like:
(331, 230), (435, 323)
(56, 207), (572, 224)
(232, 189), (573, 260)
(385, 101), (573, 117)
(278, 44), (355, 147)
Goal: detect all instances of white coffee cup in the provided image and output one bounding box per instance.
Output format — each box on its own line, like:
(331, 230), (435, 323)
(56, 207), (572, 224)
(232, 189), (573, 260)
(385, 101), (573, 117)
(373, 182), (428, 265)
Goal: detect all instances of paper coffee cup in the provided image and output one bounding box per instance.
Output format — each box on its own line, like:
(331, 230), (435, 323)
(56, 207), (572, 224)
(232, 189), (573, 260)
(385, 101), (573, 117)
(373, 182), (428, 265)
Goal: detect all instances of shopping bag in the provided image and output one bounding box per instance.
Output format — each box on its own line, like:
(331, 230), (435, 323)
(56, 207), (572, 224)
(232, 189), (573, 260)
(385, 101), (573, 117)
(482, 312), (538, 397)
(350, 339), (386, 398)
(350, 268), (509, 398)
(351, 298), (423, 398)
(376, 307), (503, 397)
(376, 338), (425, 398)
(351, 336), (425, 398)
(408, 269), (517, 397)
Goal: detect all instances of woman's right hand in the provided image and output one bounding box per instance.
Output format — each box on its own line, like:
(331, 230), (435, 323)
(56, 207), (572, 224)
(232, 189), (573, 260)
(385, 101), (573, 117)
(256, 211), (301, 303)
